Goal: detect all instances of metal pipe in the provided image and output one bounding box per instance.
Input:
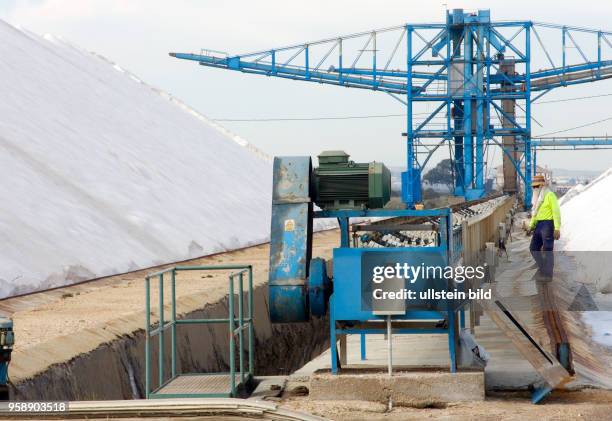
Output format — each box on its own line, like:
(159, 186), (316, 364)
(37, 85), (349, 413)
(387, 315), (393, 376)
(175, 318), (236, 324)
(360, 333), (367, 360)
(171, 269), (177, 378)
(174, 265), (250, 272)
(238, 272), (245, 385)
(248, 267), (254, 377)
(145, 267), (174, 279)
(406, 25), (414, 207)
(145, 277), (150, 398)
(158, 274), (164, 388)
(228, 275), (236, 397)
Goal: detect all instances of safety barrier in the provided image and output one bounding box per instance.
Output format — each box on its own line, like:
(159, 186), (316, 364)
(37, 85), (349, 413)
(461, 196), (516, 267)
(458, 196), (516, 332)
(144, 265), (254, 398)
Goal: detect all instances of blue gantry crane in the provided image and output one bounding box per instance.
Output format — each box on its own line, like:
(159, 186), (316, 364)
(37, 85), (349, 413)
(170, 9), (611, 403)
(171, 8), (612, 209)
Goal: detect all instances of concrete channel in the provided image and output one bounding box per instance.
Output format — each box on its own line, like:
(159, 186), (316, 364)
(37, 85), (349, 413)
(10, 285), (329, 401)
(1, 230), (340, 401)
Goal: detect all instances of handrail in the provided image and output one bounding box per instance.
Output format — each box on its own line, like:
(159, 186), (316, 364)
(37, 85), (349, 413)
(144, 265), (254, 398)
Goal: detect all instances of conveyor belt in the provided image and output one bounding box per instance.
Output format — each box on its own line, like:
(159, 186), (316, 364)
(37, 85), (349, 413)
(363, 193), (506, 228)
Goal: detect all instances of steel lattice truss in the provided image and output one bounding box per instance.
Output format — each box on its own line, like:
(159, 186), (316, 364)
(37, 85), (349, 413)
(171, 9), (612, 208)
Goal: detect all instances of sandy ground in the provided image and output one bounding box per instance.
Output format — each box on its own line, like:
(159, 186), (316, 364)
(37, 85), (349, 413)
(4, 212), (612, 418)
(283, 389), (612, 420)
(0, 229), (339, 381)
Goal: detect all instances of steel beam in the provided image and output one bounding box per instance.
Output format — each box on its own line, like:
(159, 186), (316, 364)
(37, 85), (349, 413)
(171, 9), (612, 209)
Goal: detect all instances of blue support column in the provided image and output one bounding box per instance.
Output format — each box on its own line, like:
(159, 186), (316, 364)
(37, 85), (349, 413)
(338, 217), (350, 248)
(453, 102), (465, 196)
(463, 26), (474, 197)
(402, 26), (417, 208)
(360, 333), (367, 360)
(451, 25), (464, 196)
(463, 101), (473, 195)
(525, 24), (533, 209)
(330, 295), (339, 374)
(475, 25), (485, 194)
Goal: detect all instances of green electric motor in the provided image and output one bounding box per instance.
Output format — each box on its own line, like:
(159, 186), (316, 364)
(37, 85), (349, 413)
(313, 151), (391, 210)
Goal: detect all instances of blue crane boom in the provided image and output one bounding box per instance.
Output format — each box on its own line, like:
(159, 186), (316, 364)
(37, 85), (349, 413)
(170, 9), (612, 208)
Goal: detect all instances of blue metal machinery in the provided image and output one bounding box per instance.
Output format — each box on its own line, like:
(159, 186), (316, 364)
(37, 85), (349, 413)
(0, 317), (14, 400)
(171, 8), (612, 209)
(169, 8), (612, 398)
(326, 207), (464, 373)
(266, 155), (466, 372)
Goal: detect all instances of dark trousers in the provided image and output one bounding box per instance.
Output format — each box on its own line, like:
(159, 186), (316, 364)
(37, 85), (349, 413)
(530, 220), (555, 278)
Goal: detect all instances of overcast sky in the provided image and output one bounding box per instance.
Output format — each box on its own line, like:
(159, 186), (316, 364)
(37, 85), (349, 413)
(1, 0), (612, 173)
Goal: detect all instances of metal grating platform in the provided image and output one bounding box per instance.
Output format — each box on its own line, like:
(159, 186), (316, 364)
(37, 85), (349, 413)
(153, 373), (242, 398)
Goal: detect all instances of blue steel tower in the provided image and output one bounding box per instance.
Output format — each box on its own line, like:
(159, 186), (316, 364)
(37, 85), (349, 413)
(171, 9), (612, 209)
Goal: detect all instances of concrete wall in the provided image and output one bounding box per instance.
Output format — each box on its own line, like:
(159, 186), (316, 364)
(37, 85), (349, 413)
(11, 285), (329, 400)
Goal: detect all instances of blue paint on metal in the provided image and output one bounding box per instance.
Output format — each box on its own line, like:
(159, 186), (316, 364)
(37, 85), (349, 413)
(465, 188), (486, 201)
(337, 217), (350, 247)
(0, 317), (12, 394)
(0, 364), (7, 386)
(330, 294), (339, 373)
(401, 168), (422, 206)
(558, 342), (571, 371)
(309, 257), (330, 318)
(269, 285), (308, 323)
(269, 157), (313, 323)
(360, 333), (366, 360)
(323, 209), (461, 372)
(332, 248), (457, 319)
(531, 384), (553, 404)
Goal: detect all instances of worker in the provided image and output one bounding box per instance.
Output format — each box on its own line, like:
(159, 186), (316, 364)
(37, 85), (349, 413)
(527, 174), (561, 279)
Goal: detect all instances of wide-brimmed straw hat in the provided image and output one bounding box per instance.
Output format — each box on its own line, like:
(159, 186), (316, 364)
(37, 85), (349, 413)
(531, 174), (546, 187)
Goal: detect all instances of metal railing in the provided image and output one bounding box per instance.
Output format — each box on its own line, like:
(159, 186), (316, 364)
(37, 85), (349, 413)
(144, 264), (254, 398)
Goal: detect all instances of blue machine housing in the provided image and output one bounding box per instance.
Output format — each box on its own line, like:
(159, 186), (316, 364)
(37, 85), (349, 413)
(314, 208), (466, 373)
(308, 257), (331, 318)
(268, 156), (467, 372)
(268, 156), (314, 323)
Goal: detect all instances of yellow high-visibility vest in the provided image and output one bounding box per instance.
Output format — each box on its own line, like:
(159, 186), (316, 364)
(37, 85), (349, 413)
(530, 190), (561, 230)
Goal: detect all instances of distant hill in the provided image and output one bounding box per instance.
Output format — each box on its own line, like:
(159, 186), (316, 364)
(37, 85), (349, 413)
(552, 168), (603, 178)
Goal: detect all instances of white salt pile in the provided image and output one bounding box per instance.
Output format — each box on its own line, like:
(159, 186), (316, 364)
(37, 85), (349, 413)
(559, 167), (612, 349)
(582, 312), (612, 347)
(560, 168), (612, 251)
(0, 20), (275, 297)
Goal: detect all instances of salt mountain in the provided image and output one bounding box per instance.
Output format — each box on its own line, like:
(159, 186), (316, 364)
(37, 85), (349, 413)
(0, 20), (272, 297)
